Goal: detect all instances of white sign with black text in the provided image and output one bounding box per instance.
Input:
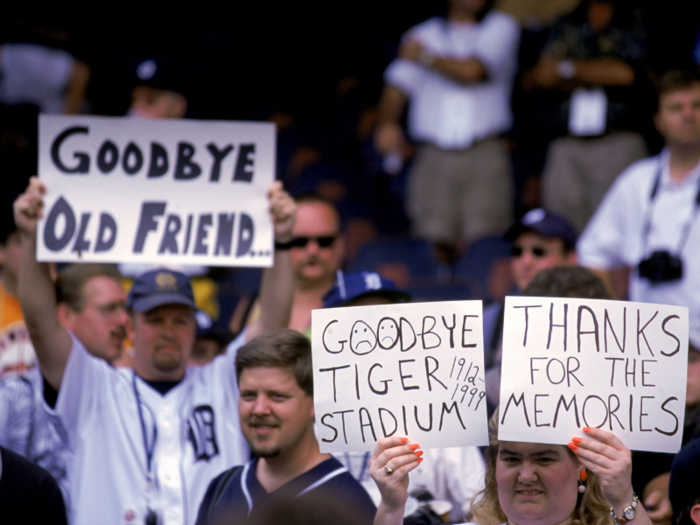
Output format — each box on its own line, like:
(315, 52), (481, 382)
(38, 115), (275, 266)
(312, 300), (489, 453)
(499, 296), (688, 453)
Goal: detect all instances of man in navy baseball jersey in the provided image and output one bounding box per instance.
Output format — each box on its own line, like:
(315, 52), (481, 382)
(196, 329), (376, 525)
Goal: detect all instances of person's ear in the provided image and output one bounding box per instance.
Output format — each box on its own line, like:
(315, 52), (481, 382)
(56, 303), (75, 330)
(690, 503), (700, 525)
(171, 93), (187, 118)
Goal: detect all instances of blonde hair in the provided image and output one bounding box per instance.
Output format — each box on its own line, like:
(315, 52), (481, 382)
(470, 411), (612, 525)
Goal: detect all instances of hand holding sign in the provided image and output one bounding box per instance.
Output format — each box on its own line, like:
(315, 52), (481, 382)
(13, 177), (46, 237)
(498, 296), (688, 453)
(267, 181), (296, 243)
(369, 436), (422, 520)
(569, 427), (635, 511)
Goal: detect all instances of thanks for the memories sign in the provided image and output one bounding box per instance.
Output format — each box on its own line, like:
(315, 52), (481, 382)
(312, 301), (489, 453)
(498, 296), (688, 453)
(37, 115), (275, 266)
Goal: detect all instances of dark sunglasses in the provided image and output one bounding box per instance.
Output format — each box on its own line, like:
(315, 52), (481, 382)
(511, 245), (548, 258)
(290, 235), (337, 249)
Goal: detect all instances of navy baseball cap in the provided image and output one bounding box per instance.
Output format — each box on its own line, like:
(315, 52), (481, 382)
(127, 269), (196, 313)
(669, 438), (700, 524)
(505, 208), (578, 250)
(323, 271), (411, 309)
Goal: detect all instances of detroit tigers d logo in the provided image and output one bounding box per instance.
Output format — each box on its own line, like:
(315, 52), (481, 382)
(187, 405), (219, 461)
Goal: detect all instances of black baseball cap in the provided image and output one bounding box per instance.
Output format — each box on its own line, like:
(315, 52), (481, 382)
(127, 269), (196, 313)
(505, 208), (578, 250)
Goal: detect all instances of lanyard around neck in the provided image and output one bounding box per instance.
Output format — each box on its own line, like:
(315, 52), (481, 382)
(132, 372), (158, 477)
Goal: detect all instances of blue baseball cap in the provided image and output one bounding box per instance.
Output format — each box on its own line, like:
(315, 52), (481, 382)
(323, 271), (411, 309)
(127, 269), (196, 313)
(505, 208), (578, 250)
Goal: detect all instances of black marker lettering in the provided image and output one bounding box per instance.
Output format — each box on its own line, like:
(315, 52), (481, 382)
(660, 315), (681, 357)
(206, 143), (233, 182)
(50, 126), (89, 173)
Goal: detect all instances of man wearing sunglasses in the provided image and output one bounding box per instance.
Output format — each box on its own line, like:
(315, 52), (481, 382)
(229, 195), (344, 337)
(284, 195), (345, 334)
(505, 208), (578, 293)
(483, 208), (578, 410)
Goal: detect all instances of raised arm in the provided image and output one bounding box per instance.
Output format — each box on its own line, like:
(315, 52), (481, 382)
(14, 177), (73, 390)
(571, 427), (652, 525)
(245, 181), (296, 342)
(369, 436), (422, 525)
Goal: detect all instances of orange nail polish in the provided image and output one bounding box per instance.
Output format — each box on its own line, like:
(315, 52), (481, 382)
(567, 442), (579, 451)
(583, 427), (591, 433)
(408, 444), (420, 451)
(416, 458), (423, 463)
(572, 437), (583, 444)
(399, 437), (409, 444)
(414, 450), (424, 458)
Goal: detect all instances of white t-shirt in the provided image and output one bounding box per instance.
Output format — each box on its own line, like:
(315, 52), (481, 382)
(578, 149), (700, 315)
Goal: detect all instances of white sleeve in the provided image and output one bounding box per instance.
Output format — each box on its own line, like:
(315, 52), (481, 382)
(577, 173), (636, 270)
(47, 334), (111, 445)
(442, 447), (486, 519)
(384, 58), (422, 97)
(473, 13), (520, 81)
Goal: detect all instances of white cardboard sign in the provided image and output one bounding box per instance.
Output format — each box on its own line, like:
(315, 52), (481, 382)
(37, 115), (275, 267)
(499, 296), (688, 453)
(312, 301), (489, 453)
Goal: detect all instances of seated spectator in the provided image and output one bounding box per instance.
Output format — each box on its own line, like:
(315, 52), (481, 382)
(230, 194), (345, 335)
(195, 329), (376, 525)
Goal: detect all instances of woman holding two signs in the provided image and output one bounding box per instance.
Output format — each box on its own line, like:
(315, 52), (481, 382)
(370, 412), (651, 525)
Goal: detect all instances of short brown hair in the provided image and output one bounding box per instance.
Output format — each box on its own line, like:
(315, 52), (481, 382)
(56, 264), (123, 311)
(523, 266), (611, 300)
(235, 329), (313, 395)
(657, 70), (700, 103)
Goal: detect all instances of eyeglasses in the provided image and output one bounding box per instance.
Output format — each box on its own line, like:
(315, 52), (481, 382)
(511, 245), (548, 258)
(290, 235), (338, 249)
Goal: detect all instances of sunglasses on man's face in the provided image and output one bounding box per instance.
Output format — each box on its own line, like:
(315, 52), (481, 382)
(290, 235), (337, 249)
(510, 245), (548, 258)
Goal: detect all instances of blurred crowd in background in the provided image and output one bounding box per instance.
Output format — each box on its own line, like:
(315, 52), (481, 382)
(2, 0), (700, 337)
